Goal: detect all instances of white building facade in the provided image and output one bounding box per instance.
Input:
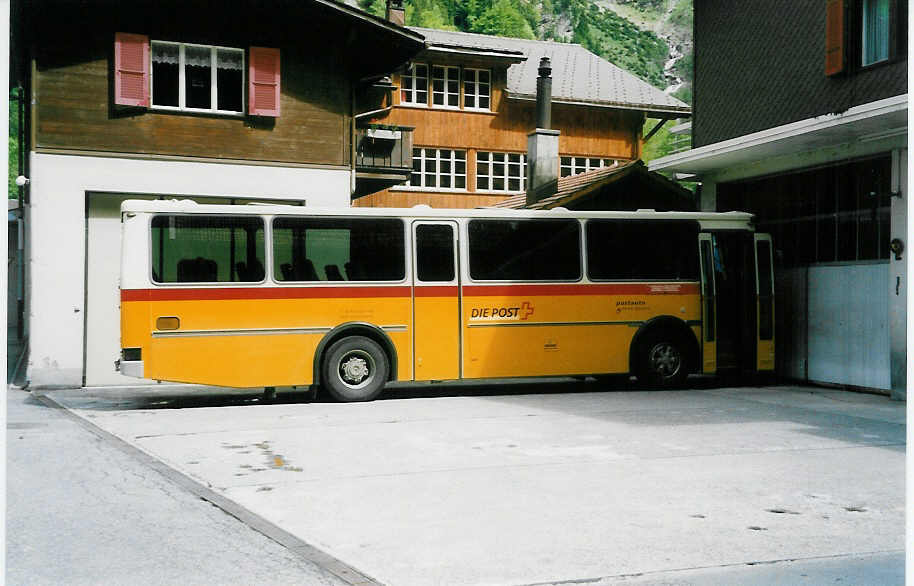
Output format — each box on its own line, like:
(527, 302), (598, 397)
(27, 153), (350, 388)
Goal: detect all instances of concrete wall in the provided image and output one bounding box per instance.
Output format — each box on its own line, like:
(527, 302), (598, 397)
(26, 152), (351, 389)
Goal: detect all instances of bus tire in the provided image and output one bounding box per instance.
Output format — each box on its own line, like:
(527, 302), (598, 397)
(634, 330), (689, 388)
(322, 336), (389, 402)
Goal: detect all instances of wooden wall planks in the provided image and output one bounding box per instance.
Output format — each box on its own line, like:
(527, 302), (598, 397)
(35, 51), (352, 166)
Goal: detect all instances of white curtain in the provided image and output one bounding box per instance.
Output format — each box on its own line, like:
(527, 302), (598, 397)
(151, 43), (244, 70)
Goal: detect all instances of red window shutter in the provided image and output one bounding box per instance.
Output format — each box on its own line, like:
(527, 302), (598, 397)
(249, 47), (281, 117)
(825, 0), (845, 76)
(114, 33), (149, 107)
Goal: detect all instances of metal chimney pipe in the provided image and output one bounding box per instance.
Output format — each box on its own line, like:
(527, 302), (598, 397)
(535, 57), (552, 130)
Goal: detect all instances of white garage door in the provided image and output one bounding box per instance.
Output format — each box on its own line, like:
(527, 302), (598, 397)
(84, 193), (296, 386)
(807, 263), (890, 390)
(85, 194), (159, 386)
(86, 194), (239, 385)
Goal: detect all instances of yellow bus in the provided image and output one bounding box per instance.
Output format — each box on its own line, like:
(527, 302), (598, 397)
(118, 200), (774, 401)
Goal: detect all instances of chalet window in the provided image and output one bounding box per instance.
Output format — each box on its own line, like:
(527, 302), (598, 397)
(409, 148), (466, 190)
(861, 0), (891, 65)
(560, 157), (617, 178)
(826, 0), (906, 75)
(151, 41), (244, 114)
(432, 65), (460, 108)
(476, 152), (526, 192)
(464, 68), (491, 110)
(401, 63), (428, 105)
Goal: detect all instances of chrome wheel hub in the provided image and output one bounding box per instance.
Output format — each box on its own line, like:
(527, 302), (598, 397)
(649, 343), (681, 378)
(338, 350), (375, 388)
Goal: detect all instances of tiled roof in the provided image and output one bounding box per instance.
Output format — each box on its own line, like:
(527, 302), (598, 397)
(491, 161), (640, 209)
(410, 27), (689, 116)
(490, 159), (689, 210)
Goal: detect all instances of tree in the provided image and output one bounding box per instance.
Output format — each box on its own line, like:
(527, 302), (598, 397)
(9, 88), (21, 199)
(470, 0), (535, 38)
(406, 0), (458, 29)
(360, 0), (387, 18)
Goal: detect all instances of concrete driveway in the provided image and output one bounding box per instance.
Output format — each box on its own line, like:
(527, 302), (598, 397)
(45, 380), (905, 585)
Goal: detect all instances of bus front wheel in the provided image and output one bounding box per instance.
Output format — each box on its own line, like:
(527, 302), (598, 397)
(634, 331), (688, 388)
(322, 336), (389, 402)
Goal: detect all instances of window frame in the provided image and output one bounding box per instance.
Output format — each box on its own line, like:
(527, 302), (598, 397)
(149, 213), (267, 285)
(860, 0), (893, 66)
(476, 151), (527, 193)
(270, 216), (407, 284)
(431, 65), (461, 109)
(463, 68), (491, 111)
(150, 40), (246, 117)
(584, 219), (701, 283)
(467, 218), (583, 283)
(400, 62), (429, 107)
(560, 157), (618, 178)
(844, 0), (907, 73)
(405, 148), (467, 191)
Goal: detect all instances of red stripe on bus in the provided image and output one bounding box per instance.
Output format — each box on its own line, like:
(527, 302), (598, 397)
(414, 286), (459, 297)
(121, 286), (413, 302)
(120, 282), (698, 302)
(461, 283), (699, 296)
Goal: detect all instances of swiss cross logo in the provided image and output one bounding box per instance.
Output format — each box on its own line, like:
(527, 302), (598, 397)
(520, 301), (535, 320)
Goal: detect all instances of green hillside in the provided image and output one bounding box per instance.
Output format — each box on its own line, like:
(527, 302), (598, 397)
(362, 0), (692, 94)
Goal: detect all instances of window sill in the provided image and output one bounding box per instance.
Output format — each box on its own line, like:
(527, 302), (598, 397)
(394, 104), (497, 115)
(151, 106), (246, 119)
(474, 190), (525, 195)
(390, 186), (470, 193)
(856, 56), (903, 73)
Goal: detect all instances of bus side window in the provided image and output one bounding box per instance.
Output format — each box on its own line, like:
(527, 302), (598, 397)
(273, 217), (405, 282)
(325, 264), (344, 281)
(292, 258), (317, 281)
(467, 219), (580, 281)
(586, 220), (699, 281)
(177, 257), (217, 282)
(151, 215), (264, 283)
(236, 258), (264, 281)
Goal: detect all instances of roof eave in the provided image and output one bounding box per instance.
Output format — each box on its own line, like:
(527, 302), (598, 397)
(312, 0), (426, 44)
(507, 92), (691, 118)
(423, 45), (527, 64)
(649, 94), (907, 176)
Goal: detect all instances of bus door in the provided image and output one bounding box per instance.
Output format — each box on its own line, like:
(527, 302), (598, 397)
(754, 233), (775, 371)
(411, 221), (461, 381)
(698, 233), (717, 374)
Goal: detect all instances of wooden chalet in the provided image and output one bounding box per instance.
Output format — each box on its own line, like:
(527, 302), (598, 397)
(354, 21), (690, 208)
(12, 0), (425, 388)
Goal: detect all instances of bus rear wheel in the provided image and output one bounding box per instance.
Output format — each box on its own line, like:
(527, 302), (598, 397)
(635, 331), (688, 388)
(322, 336), (389, 402)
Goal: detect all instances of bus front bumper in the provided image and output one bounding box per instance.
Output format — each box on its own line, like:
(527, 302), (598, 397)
(116, 358), (144, 379)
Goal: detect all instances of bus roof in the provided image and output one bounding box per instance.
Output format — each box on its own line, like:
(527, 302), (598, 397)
(120, 199), (755, 228)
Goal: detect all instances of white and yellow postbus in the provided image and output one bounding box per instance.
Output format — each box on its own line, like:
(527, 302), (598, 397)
(118, 199), (774, 401)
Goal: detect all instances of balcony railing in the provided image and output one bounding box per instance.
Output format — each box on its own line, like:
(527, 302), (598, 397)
(355, 124), (414, 173)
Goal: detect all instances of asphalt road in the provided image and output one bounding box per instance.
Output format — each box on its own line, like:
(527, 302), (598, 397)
(6, 387), (347, 586)
(11, 378), (907, 585)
